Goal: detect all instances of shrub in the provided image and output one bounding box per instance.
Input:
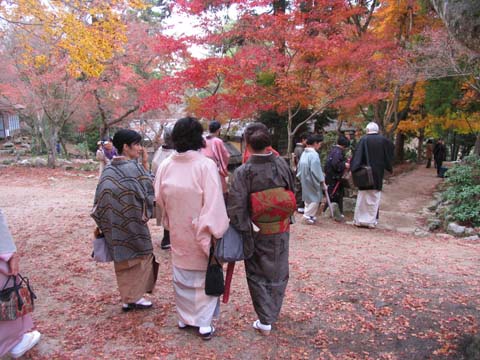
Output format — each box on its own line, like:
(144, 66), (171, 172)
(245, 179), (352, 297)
(404, 148), (417, 162)
(442, 155), (480, 227)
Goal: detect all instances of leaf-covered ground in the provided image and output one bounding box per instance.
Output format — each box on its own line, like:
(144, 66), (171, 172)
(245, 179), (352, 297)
(0, 166), (479, 359)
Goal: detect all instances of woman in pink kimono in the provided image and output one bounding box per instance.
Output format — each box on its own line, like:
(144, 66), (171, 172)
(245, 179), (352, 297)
(201, 120), (230, 194)
(0, 209), (41, 358)
(155, 117), (229, 340)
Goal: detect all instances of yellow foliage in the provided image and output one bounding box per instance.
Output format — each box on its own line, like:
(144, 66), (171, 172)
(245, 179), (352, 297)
(401, 111), (480, 135)
(372, 0), (441, 40)
(33, 55), (47, 68)
(186, 96), (202, 114)
(0, 0), (143, 77)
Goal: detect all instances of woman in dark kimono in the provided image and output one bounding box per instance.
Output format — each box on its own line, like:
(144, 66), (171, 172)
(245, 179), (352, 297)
(324, 135), (350, 217)
(227, 123), (296, 336)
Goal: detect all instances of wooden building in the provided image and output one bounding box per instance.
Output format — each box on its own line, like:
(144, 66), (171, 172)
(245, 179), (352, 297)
(0, 99), (22, 139)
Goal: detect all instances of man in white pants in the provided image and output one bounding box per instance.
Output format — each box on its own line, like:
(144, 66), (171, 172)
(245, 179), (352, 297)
(351, 122), (394, 228)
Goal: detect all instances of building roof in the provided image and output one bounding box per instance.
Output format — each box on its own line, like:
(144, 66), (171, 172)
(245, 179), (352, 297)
(323, 119), (356, 133)
(0, 98), (24, 113)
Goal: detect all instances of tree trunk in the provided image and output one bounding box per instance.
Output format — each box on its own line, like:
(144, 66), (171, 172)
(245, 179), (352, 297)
(417, 128), (425, 164)
(100, 123), (109, 140)
(474, 133), (480, 156)
(394, 131), (405, 163)
(286, 109), (293, 166)
(451, 132), (457, 161)
(47, 130), (58, 168)
(59, 137), (69, 160)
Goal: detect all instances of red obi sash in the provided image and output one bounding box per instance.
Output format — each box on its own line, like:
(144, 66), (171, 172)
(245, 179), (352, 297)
(250, 187), (296, 235)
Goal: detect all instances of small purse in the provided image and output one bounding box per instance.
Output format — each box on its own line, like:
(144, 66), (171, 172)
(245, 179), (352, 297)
(92, 228), (113, 262)
(205, 245), (224, 297)
(214, 225), (245, 263)
(0, 274), (37, 321)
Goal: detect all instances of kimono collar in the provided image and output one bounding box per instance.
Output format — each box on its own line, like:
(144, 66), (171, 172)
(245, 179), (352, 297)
(172, 150), (203, 162)
(247, 152), (276, 164)
(304, 147), (317, 152)
(111, 157), (131, 165)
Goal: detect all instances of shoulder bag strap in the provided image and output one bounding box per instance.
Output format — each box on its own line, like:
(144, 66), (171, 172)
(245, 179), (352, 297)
(364, 138), (370, 166)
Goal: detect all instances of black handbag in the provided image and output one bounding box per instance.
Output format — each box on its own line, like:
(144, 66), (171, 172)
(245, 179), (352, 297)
(205, 245), (224, 297)
(352, 140), (375, 189)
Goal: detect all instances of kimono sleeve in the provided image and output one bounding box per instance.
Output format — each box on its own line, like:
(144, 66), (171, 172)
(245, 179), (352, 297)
(138, 166), (155, 220)
(154, 164), (169, 230)
(311, 155), (325, 184)
(350, 138), (365, 173)
(227, 166), (251, 233)
(218, 140), (231, 178)
(384, 138), (395, 173)
(196, 163), (229, 256)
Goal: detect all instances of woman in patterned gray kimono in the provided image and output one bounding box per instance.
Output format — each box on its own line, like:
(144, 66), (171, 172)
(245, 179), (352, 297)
(91, 129), (157, 312)
(227, 123), (296, 336)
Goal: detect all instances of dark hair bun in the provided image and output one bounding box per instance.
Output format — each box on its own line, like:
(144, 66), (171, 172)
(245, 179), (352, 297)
(245, 123), (271, 151)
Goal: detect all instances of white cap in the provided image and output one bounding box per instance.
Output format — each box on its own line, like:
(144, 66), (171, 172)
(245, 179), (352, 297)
(366, 122), (379, 134)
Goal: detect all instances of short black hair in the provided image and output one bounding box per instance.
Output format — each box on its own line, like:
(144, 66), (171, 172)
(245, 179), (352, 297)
(172, 117), (205, 153)
(299, 132), (309, 141)
(337, 135), (350, 147)
(244, 122), (271, 151)
(306, 134), (323, 145)
(112, 129), (142, 155)
(209, 120), (221, 133)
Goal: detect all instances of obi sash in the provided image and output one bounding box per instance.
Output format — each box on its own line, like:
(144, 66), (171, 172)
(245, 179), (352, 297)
(250, 187), (296, 235)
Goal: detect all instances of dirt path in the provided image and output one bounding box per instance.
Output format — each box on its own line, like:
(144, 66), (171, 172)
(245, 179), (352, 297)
(0, 166), (479, 359)
(378, 165), (443, 232)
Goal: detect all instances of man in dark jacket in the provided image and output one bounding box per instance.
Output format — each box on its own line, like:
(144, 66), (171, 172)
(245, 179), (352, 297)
(324, 135), (350, 218)
(350, 122), (394, 228)
(433, 139), (447, 177)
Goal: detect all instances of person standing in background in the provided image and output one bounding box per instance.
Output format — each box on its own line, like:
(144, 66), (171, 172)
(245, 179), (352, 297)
(152, 125), (175, 250)
(324, 135), (350, 219)
(201, 120), (231, 195)
(296, 134), (326, 225)
(351, 122), (394, 229)
(433, 139), (447, 177)
(96, 138), (118, 175)
(425, 139), (433, 168)
(293, 132), (308, 213)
